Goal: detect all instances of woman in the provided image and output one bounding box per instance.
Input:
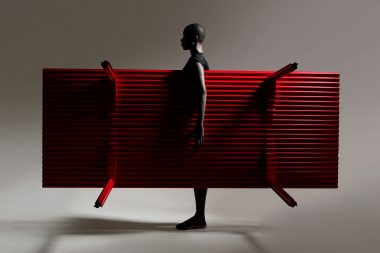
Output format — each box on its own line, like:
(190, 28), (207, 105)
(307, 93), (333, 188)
(176, 23), (209, 230)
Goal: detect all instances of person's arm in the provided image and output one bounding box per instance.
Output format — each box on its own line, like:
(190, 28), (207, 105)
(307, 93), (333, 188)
(188, 61), (206, 147)
(195, 62), (207, 127)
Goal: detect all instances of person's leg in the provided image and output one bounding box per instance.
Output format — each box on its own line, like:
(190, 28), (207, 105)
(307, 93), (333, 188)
(176, 188), (208, 230)
(194, 188), (207, 220)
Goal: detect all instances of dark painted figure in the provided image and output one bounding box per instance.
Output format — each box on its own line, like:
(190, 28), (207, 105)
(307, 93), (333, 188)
(176, 23), (209, 230)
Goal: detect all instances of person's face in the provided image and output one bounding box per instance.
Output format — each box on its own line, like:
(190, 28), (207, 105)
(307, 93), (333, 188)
(180, 31), (195, 50)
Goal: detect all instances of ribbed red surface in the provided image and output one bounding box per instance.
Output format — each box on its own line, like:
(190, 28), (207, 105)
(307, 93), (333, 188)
(43, 68), (339, 188)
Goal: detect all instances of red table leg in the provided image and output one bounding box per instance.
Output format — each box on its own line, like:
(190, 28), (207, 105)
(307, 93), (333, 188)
(94, 60), (118, 208)
(94, 178), (115, 208)
(265, 63), (298, 207)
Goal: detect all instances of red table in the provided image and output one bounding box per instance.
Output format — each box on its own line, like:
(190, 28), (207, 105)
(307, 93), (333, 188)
(42, 62), (339, 208)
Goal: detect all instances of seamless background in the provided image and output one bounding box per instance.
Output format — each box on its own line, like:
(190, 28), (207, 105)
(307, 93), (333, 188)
(1, 0), (379, 252)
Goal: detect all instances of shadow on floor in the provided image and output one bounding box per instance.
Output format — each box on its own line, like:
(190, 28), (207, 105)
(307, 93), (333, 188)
(5, 216), (272, 253)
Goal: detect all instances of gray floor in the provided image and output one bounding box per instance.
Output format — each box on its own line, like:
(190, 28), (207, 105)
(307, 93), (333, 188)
(0, 182), (378, 252)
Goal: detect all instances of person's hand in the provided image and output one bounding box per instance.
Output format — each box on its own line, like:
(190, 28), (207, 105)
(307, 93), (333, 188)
(187, 124), (204, 147)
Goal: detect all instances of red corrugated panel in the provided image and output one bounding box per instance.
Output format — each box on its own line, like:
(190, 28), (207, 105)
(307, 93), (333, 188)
(43, 68), (339, 190)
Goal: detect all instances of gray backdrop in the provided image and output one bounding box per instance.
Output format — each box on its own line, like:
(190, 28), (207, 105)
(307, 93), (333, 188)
(1, 0), (379, 252)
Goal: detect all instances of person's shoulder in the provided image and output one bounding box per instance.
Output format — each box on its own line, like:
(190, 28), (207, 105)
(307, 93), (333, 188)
(186, 56), (201, 68)
(192, 53), (209, 70)
(192, 53), (205, 62)
(183, 57), (196, 70)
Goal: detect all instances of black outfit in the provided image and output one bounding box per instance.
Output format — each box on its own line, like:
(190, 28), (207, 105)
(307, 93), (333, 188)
(182, 52), (209, 97)
(182, 52), (210, 71)
(175, 52), (209, 230)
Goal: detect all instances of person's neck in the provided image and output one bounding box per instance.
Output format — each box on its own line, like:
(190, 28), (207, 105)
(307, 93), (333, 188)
(190, 44), (204, 56)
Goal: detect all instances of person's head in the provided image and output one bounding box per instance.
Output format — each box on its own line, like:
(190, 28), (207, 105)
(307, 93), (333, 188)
(181, 23), (206, 50)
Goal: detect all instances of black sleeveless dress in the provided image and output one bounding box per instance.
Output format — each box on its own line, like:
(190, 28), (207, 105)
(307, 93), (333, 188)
(182, 52), (210, 71)
(182, 52), (210, 96)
